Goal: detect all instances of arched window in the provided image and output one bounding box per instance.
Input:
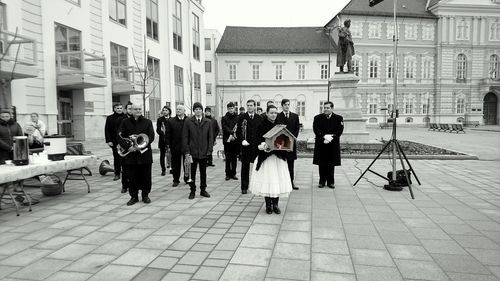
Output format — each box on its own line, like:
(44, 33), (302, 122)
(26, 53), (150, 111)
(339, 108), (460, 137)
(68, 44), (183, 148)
(352, 57), (361, 77)
(456, 54), (467, 81)
(423, 117), (430, 124)
(405, 117), (413, 123)
(369, 117), (378, 123)
(490, 54), (499, 80)
(296, 95), (306, 117)
(456, 98), (465, 114)
(457, 117), (465, 123)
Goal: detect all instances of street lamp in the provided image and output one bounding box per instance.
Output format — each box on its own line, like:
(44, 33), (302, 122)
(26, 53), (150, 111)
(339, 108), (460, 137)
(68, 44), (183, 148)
(318, 26), (336, 102)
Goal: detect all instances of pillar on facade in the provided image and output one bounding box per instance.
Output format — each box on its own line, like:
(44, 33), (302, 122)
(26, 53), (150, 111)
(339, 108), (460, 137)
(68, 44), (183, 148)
(329, 73), (370, 143)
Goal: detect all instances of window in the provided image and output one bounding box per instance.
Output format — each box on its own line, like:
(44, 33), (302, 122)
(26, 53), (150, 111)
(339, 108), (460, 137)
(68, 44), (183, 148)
(490, 19), (500, 40)
(229, 64), (236, 80)
(319, 101), (328, 113)
(489, 54), (499, 79)
(0, 3), (6, 31)
(422, 24), (434, 40)
(405, 98), (414, 114)
(194, 72), (201, 102)
(422, 58), (433, 79)
(204, 38), (211, 50)
(173, 1), (182, 52)
(404, 56), (416, 79)
(351, 22), (363, 38)
(54, 23), (81, 69)
(386, 57), (394, 79)
(369, 23), (381, 39)
(206, 83), (212, 95)
(369, 103), (378, 114)
(405, 24), (417, 40)
(174, 65), (183, 104)
(298, 64), (306, 80)
(146, 0), (158, 40)
(405, 117), (413, 123)
(252, 64), (260, 80)
(456, 98), (465, 114)
(147, 56), (161, 120)
(297, 101), (305, 117)
(353, 58), (360, 77)
(456, 53), (467, 81)
(386, 22), (400, 39)
(205, 61), (212, 73)
(275, 64), (283, 80)
(369, 57), (379, 78)
(110, 42), (128, 79)
(109, 0), (126, 25)
(320, 64), (329, 79)
(422, 103), (429, 114)
(456, 18), (469, 40)
(192, 14), (200, 60)
(369, 117), (378, 123)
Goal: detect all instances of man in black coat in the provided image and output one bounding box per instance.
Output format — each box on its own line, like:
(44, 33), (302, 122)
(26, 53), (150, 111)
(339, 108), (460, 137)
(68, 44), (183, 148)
(277, 99), (300, 190)
(183, 102), (213, 199)
(104, 103), (124, 181)
(204, 107), (219, 167)
(166, 105), (188, 187)
(0, 110), (23, 164)
(118, 104), (155, 205)
(236, 99), (263, 194)
(313, 101), (344, 188)
(156, 106), (171, 176)
(221, 102), (239, 181)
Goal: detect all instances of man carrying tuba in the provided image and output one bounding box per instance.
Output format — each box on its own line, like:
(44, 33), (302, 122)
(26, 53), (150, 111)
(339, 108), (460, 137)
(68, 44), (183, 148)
(118, 104), (155, 206)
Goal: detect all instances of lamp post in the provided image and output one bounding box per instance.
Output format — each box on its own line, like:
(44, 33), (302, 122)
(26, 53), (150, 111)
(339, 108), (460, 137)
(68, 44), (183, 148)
(324, 26), (335, 102)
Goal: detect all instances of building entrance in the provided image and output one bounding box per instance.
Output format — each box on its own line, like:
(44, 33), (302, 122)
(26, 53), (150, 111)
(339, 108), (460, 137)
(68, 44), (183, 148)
(483, 92), (498, 125)
(57, 91), (73, 137)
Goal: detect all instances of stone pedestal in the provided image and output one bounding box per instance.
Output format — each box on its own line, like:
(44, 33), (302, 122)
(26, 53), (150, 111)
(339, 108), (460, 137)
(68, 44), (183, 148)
(329, 73), (370, 143)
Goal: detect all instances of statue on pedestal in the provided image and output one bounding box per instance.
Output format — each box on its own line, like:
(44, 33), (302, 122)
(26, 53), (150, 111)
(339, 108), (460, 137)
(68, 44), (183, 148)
(337, 19), (355, 73)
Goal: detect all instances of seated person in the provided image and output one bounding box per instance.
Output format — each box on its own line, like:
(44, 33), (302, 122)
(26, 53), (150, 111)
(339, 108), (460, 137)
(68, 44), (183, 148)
(24, 125), (44, 149)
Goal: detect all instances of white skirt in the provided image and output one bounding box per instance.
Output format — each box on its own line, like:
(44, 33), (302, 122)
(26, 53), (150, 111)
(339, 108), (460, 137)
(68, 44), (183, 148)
(249, 154), (293, 198)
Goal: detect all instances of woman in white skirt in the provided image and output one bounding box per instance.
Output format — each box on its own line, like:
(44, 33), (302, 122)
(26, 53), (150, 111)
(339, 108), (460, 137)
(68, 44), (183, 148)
(249, 105), (293, 214)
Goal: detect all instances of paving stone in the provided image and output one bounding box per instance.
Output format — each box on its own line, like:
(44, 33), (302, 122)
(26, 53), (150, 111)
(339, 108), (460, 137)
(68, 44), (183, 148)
(131, 267), (167, 281)
(219, 264), (267, 281)
(168, 238), (198, 251)
(447, 272), (499, 281)
(266, 258), (310, 280)
(0, 248), (51, 266)
(22, 228), (65, 241)
(354, 265), (403, 281)
(0, 240), (38, 256)
(431, 253), (491, 274)
(311, 271), (356, 281)
(117, 228), (155, 241)
(10, 258), (71, 280)
(113, 248), (162, 266)
(386, 244), (433, 261)
(0, 265), (20, 279)
(346, 234), (385, 249)
(466, 249), (500, 266)
(191, 243), (216, 252)
(48, 243), (97, 261)
(170, 264), (199, 273)
(231, 247), (272, 266)
(192, 266), (225, 280)
(240, 233), (276, 249)
(214, 238), (242, 251)
(161, 250), (186, 258)
(351, 249), (395, 267)
(148, 256), (178, 269)
(45, 271), (92, 281)
(92, 239), (138, 256)
(421, 239), (469, 255)
(277, 230), (311, 244)
(137, 235), (178, 250)
(203, 258), (229, 267)
(395, 259), (449, 280)
(311, 253), (354, 274)
(208, 250), (234, 260)
(312, 238), (349, 255)
(88, 264), (143, 281)
(452, 235), (500, 249)
(76, 231), (119, 245)
(178, 251), (209, 265)
(273, 242), (310, 260)
(198, 233), (223, 244)
(63, 225), (100, 237)
(64, 254), (116, 273)
(312, 227), (346, 240)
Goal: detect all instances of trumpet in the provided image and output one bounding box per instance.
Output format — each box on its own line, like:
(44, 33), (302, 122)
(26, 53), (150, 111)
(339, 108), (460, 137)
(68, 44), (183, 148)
(184, 154), (194, 184)
(117, 133), (150, 157)
(242, 119), (247, 141)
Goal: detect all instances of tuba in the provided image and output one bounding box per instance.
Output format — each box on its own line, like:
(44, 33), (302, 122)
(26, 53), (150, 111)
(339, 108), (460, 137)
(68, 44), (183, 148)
(99, 160), (115, 175)
(117, 133), (150, 157)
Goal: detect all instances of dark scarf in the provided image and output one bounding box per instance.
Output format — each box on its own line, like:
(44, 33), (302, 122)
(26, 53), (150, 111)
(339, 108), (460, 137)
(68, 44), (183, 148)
(0, 118), (15, 126)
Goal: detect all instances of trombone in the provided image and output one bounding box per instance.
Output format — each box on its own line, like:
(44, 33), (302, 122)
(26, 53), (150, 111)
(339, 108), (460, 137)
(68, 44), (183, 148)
(117, 133), (150, 157)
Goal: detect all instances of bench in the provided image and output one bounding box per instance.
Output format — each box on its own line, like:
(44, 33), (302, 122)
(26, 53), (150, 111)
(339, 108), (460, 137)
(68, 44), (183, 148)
(450, 123), (466, 133)
(438, 123), (450, 132)
(428, 123), (439, 131)
(463, 121), (480, 127)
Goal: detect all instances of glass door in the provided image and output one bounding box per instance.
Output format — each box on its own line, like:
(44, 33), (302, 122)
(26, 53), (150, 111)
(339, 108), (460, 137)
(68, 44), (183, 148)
(57, 96), (73, 137)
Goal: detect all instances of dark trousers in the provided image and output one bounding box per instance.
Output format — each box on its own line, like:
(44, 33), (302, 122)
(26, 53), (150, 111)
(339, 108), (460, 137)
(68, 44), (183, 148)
(128, 163), (152, 199)
(224, 144), (238, 177)
(190, 157), (207, 192)
(241, 160), (251, 190)
(318, 164), (335, 186)
(121, 164), (130, 189)
(171, 151), (188, 183)
(207, 155), (213, 165)
(287, 158), (295, 185)
(159, 146), (166, 172)
(111, 145), (122, 176)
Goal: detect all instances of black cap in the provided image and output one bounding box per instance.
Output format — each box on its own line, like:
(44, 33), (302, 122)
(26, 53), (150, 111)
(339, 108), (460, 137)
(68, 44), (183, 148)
(193, 102), (203, 111)
(227, 102), (235, 108)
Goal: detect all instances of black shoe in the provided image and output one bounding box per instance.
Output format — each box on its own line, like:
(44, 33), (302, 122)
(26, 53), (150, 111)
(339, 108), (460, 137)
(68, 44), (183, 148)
(242, 189), (248, 194)
(161, 170), (166, 176)
(142, 196), (151, 203)
(231, 176), (239, 180)
(327, 184), (335, 189)
(292, 185), (299, 190)
(265, 197), (272, 214)
(200, 190), (211, 198)
(169, 169), (173, 174)
(126, 198), (138, 206)
(121, 188), (127, 193)
(188, 192), (195, 199)
(272, 198), (281, 214)
(113, 175), (120, 181)
(208, 163), (215, 167)
(225, 176), (231, 181)
(318, 183), (325, 188)
(172, 182), (179, 187)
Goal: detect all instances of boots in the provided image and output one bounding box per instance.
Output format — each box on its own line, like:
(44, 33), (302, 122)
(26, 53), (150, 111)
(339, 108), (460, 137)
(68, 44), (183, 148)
(264, 197), (272, 214)
(272, 197), (281, 214)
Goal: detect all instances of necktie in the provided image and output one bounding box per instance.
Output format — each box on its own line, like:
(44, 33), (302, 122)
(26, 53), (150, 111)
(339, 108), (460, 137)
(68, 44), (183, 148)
(250, 114), (253, 119)
(286, 113), (289, 119)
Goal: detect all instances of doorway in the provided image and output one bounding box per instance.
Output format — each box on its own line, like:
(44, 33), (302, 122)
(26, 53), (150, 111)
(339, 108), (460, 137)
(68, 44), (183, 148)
(57, 91), (73, 137)
(483, 92), (498, 125)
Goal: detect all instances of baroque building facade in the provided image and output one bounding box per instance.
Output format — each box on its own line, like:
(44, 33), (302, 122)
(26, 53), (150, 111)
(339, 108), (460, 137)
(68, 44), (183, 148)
(0, 0), (206, 140)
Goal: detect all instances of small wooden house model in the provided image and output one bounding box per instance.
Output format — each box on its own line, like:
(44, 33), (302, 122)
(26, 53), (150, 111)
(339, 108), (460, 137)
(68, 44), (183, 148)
(263, 125), (297, 152)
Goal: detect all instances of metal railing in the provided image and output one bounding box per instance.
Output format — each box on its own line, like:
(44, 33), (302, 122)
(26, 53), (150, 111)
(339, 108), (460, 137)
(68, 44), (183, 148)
(56, 50), (106, 78)
(111, 65), (147, 87)
(0, 29), (37, 66)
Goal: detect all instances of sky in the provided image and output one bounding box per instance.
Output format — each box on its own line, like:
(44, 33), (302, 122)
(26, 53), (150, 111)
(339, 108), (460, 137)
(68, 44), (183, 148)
(203, 0), (352, 34)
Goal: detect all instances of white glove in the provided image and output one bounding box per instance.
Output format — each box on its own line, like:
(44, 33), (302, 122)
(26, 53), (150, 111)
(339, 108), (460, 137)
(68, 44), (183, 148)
(257, 142), (268, 151)
(324, 134), (334, 142)
(242, 140), (250, 146)
(227, 135), (235, 142)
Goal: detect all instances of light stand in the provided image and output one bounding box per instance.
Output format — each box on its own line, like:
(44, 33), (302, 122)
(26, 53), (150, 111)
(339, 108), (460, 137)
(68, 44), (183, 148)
(353, 0), (421, 199)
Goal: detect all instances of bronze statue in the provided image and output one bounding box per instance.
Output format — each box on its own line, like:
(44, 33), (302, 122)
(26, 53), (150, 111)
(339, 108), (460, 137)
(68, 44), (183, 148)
(337, 19), (355, 73)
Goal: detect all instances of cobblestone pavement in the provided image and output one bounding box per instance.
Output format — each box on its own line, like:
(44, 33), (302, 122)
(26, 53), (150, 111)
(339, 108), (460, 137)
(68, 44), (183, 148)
(0, 128), (500, 280)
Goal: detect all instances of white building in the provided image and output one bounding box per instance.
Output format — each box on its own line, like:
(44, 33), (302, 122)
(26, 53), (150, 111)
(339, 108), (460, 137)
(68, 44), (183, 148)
(0, 0), (206, 140)
(203, 28), (221, 117)
(215, 26), (335, 129)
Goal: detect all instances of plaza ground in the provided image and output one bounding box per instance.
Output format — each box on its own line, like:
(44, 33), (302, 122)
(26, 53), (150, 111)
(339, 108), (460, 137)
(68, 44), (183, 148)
(0, 126), (499, 280)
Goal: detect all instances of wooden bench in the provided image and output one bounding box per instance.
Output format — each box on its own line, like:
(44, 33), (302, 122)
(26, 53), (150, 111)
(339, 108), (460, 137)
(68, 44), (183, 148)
(450, 124), (466, 133)
(428, 123), (439, 131)
(438, 123), (450, 132)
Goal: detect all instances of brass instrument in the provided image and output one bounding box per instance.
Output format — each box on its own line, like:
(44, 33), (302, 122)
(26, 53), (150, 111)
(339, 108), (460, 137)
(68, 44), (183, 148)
(99, 160), (114, 175)
(117, 133), (150, 157)
(227, 123), (237, 142)
(242, 119), (247, 141)
(184, 154), (193, 184)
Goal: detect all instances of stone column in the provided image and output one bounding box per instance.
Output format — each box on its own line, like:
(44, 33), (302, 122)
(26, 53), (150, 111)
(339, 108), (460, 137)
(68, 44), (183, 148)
(329, 73), (370, 143)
